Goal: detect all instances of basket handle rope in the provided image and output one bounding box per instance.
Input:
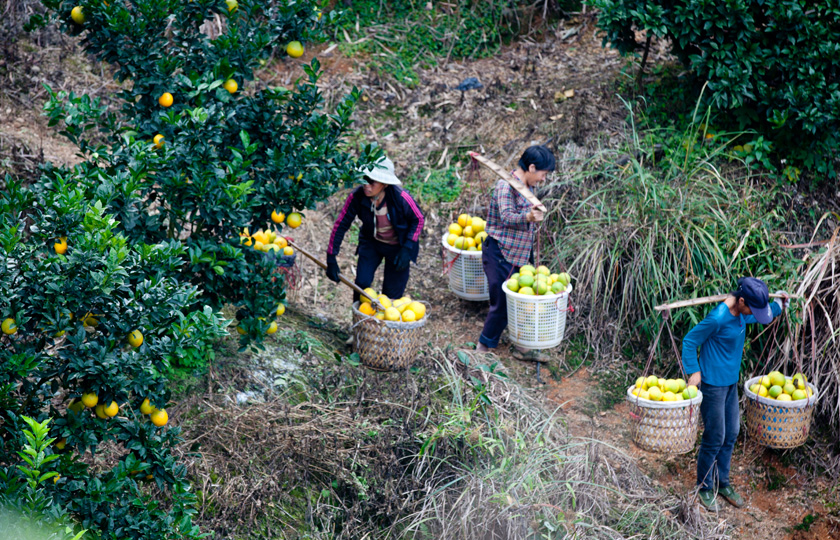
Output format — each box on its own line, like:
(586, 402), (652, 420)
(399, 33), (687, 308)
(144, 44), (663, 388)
(441, 250), (460, 275)
(554, 295), (574, 313)
(629, 310), (692, 422)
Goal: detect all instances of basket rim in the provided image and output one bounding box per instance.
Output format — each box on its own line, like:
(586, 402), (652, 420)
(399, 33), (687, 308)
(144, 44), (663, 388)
(352, 301), (428, 329)
(743, 375), (819, 409)
(441, 232), (484, 257)
(503, 282), (573, 301)
(625, 384), (703, 408)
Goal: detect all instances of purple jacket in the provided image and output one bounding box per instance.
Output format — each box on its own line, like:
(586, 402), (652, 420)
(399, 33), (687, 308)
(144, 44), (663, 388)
(328, 185), (425, 261)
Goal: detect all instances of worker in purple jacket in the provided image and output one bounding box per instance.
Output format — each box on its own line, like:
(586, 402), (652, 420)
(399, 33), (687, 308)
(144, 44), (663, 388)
(325, 156), (425, 303)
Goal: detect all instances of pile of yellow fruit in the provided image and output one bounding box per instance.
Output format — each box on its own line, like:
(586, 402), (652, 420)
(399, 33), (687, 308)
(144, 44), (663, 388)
(358, 288), (427, 323)
(240, 227), (294, 256)
(747, 371), (813, 401)
(446, 213), (488, 252)
(630, 375), (699, 402)
(505, 265), (571, 296)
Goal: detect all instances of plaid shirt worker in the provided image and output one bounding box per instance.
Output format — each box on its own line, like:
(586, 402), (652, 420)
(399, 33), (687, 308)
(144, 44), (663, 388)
(485, 179), (534, 267)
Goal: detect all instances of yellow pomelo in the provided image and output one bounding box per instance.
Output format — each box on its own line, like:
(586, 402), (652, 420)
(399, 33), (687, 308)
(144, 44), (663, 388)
(401, 310), (416, 322)
(377, 295), (392, 309)
(666, 379), (680, 393)
(520, 265), (536, 275)
(760, 375), (771, 388)
(506, 279), (520, 292)
(518, 287), (535, 296)
(662, 391), (676, 402)
(447, 233), (458, 246)
(783, 383), (795, 395)
(776, 393), (792, 402)
(768, 371), (786, 387)
(749, 383), (761, 394)
(407, 301), (426, 319)
(758, 385), (768, 397)
(645, 375), (659, 389)
(676, 378), (686, 392)
(449, 223), (463, 236)
(791, 389), (807, 400)
(384, 307), (401, 322)
(536, 265), (551, 276)
(359, 302), (376, 316)
(457, 214), (470, 228)
(361, 288), (377, 303)
(394, 297), (411, 313)
(768, 385), (783, 398)
(647, 387), (663, 401)
(463, 226), (474, 238)
(639, 389), (650, 400)
(518, 274), (535, 288)
(634, 376), (645, 389)
(454, 237), (466, 250)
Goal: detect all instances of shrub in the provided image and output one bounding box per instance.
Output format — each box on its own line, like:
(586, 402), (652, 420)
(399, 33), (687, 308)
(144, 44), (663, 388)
(592, 0), (840, 179)
(0, 176), (225, 539)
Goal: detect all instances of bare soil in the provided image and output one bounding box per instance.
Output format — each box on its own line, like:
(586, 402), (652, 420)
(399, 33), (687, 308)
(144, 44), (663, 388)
(4, 15), (839, 539)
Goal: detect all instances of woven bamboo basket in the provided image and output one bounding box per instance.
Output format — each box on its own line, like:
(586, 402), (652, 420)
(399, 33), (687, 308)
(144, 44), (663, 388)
(351, 302), (428, 371)
(626, 385), (703, 454)
(743, 376), (819, 449)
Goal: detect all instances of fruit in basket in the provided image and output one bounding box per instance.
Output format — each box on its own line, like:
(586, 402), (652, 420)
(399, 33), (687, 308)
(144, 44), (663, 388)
(682, 385), (698, 399)
(359, 303), (376, 316)
(519, 287), (534, 295)
(447, 214), (489, 252)
(768, 371), (786, 387)
(361, 288), (377, 303)
(518, 274), (535, 288)
(407, 301), (426, 319)
(750, 371), (813, 400)
(647, 386), (663, 401)
(358, 289), (426, 322)
(506, 279), (520, 292)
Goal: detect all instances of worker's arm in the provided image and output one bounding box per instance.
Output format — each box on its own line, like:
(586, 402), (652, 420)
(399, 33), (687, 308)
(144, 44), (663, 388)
(495, 181), (532, 230)
(327, 189), (361, 257)
(681, 315), (720, 386)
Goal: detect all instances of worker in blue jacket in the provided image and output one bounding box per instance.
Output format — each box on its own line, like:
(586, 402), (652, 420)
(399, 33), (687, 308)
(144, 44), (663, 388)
(681, 277), (789, 511)
(325, 156), (425, 302)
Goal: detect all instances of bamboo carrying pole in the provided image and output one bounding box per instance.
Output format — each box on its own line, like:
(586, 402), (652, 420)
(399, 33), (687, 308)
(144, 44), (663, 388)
(468, 152), (547, 213)
(655, 293), (802, 312)
(287, 240), (384, 310)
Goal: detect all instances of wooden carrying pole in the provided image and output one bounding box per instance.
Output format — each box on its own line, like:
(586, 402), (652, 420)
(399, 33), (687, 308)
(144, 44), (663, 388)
(287, 239), (384, 310)
(655, 293), (802, 312)
(468, 152), (547, 213)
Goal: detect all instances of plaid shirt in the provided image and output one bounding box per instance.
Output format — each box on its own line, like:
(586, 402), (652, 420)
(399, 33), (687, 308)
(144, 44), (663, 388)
(485, 179), (533, 267)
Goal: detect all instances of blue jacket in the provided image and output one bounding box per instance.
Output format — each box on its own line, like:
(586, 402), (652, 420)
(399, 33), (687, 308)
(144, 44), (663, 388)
(327, 185), (425, 261)
(681, 301), (782, 386)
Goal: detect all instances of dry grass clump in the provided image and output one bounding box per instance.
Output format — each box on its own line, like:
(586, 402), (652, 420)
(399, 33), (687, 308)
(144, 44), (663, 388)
(178, 346), (726, 539)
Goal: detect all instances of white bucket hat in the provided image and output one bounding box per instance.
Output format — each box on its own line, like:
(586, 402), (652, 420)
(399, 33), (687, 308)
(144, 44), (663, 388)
(359, 156), (401, 185)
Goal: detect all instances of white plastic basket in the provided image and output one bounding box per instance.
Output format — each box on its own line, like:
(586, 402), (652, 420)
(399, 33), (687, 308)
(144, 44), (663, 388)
(502, 283), (573, 349)
(441, 233), (489, 301)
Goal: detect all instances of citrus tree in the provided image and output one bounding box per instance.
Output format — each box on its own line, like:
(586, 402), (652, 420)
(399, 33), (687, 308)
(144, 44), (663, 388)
(33, 0), (380, 348)
(0, 174), (227, 539)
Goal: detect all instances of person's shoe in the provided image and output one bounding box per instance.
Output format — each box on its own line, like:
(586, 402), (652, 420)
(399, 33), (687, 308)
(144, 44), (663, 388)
(345, 335), (354, 346)
(512, 347), (547, 362)
(697, 490), (719, 511)
(718, 486), (745, 508)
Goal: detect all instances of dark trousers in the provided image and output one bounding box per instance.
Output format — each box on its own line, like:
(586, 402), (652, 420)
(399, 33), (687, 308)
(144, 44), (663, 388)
(353, 238), (409, 302)
(697, 382), (739, 491)
(479, 236), (515, 348)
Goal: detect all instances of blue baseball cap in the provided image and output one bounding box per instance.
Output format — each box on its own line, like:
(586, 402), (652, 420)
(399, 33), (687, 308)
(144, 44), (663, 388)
(736, 277), (773, 324)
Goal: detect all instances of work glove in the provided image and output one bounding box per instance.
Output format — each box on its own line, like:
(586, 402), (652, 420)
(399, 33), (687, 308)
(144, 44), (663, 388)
(774, 290), (791, 310)
(326, 254), (340, 283)
(393, 246), (412, 272)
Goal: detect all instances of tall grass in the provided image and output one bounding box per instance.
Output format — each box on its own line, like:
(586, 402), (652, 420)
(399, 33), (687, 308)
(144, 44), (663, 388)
(540, 111), (800, 361)
(397, 350), (727, 539)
